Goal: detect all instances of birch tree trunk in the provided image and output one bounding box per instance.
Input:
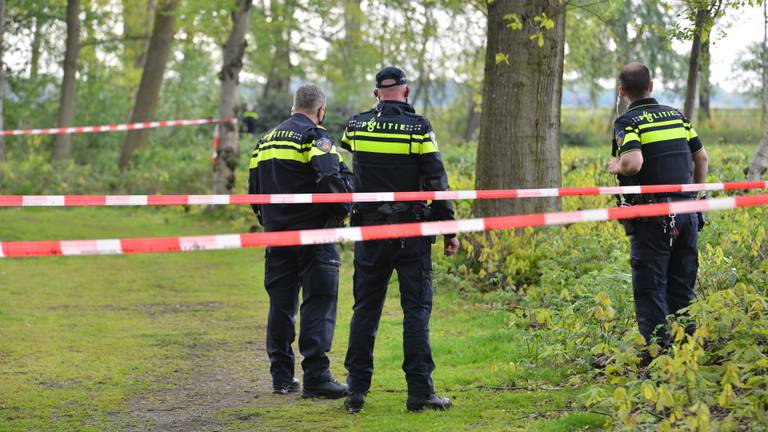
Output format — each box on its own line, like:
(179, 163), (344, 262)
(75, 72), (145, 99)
(51, 0), (81, 162)
(473, 0), (565, 217)
(118, 0), (179, 171)
(212, 0), (253, 194)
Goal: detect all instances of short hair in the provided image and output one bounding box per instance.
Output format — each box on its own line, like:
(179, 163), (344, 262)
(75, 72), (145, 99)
(619, 63), (652, 99)
(293, 84), (326, 113)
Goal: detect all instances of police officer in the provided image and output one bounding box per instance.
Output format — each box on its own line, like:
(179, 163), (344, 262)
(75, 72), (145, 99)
(249, 84), (353, 398)
(608, 63), (709, 365)
(340, 67), (459, 414)
(241, 104), (260, 135)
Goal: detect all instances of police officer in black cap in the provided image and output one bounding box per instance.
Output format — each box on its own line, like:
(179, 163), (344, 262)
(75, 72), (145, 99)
(249, 84), (353, 398)
(339, 67), (459, 413)
(608, 63), (709, 365)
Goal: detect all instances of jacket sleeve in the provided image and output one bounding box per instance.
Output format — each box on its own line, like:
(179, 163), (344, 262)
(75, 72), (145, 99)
(417, 119), (455, 226)
(339, 116), (355, 152)
(613, 116), (641, 157)
(308, 127), (353, 218)
(248, 136), (263, 223)
(681, 114), (704, 154)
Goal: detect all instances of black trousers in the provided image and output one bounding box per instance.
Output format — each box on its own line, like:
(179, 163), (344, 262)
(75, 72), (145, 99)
(344, 237), (435, 396)
(630, 213), (699, 347)
(264, 243), (340, 386)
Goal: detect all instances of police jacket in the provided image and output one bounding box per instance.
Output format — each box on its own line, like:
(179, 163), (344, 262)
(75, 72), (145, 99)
(340, 100), (454, 223)
(613, 98), (704, 201)
(248, 113), (353, 232)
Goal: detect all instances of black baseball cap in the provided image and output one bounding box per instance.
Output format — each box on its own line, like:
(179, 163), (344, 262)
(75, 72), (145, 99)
(376, 67), (408, 88)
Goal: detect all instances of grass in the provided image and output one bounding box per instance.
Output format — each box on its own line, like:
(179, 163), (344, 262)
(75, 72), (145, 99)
(0, 207), (607, 431)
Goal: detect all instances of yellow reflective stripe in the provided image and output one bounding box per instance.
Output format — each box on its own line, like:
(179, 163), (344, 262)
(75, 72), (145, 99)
(308, 144), (340, 160)
(261, 140), (306, 150)
(249, 156), (258, 169)
(640, 128), (688, 144)
(686, 126), (699, 140)
(254, 147), (308, 165)
(355, 131), (413, 140)
(353, 140), (411, 155)
(638, 119), (683, 130)
(419, 140), (438, 154)
(341, 131), (353, 147)
(623, 132), (640, 144)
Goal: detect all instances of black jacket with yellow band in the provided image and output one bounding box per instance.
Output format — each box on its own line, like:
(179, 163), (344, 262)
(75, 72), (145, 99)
(613, 98), (704, 201)
(340, 100), (455, 223)
(248, 113), (353, 232)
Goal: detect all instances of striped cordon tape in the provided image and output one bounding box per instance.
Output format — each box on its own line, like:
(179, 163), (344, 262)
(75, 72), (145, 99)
(0, 117), (235, 136)
(1, 194), (766, 258)
(1, 181), (766, 207)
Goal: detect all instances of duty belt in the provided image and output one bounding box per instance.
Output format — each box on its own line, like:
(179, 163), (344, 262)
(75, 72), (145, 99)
(351, 203), (429, 226)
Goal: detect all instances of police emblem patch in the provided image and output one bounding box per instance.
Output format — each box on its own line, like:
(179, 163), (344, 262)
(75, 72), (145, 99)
(316, 137), (333, 153)
(615, 130), (625, 147)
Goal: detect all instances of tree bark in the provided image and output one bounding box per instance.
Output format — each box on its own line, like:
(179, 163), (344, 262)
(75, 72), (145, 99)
(118, 0), (179, 171)
(473, 0), (565, 217)
(212, 0), (252, 195)
(698, 32), (711, 122)
(51, 0), (81, 162)
(747, 131), (768, 180)
(683, 7), (708, 120)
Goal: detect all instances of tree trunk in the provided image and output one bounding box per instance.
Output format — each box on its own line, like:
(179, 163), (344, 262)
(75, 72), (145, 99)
(212, 0), (252, 195)
(118, 0), (179, 171)
(683, 8), (708, 120)
(0, 0), (5, 181)
(473, 0), (565, 217)
(698, 31), (712, 122)
(51, 0), (81, 162)
(747, 130), (768, 180)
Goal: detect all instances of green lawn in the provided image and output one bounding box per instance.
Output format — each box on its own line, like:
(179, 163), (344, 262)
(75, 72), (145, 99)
(0, 207), (606, 431)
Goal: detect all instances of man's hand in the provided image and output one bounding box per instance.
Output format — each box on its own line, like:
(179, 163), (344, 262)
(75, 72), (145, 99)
(607, 157), (621, 174)
(444, 236), (459, 257)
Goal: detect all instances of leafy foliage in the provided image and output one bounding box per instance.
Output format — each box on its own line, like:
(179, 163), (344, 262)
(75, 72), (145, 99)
(437, 145), (768, 430)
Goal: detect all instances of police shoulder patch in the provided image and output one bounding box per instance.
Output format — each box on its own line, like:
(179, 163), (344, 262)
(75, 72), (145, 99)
(316, 136), (333, 153)
(614, 130), (625, 147)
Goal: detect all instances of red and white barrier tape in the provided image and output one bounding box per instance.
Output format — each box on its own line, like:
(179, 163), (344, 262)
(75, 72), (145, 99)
(1, 181), (766, 207)
(2, 194), (766, 258)
(0, 117), (236, 137)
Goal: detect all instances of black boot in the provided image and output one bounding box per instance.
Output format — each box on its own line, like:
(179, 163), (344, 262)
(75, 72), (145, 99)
(272, 378), (300, 395)
(344, 392), (366, 414)
(302, 378), (348, 399)
(406, 393), (452, 412)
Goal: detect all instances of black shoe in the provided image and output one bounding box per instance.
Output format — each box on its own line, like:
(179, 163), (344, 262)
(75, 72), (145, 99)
(407, 393), (452, 412)
(302, 378), (348, 399)
(272, 378), (300, 395)
(344, 392), (366, 414)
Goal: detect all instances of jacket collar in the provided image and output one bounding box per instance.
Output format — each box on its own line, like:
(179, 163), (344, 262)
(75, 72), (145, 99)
(374, 100), (415, 116)
(627, 98), (659, 112)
